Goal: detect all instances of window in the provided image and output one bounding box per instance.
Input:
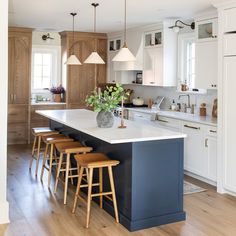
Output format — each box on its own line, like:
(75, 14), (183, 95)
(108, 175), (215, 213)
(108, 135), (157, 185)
(178, 33), (196, 89)
(31, 46), (60, 92)
(32, 52), (52, 89)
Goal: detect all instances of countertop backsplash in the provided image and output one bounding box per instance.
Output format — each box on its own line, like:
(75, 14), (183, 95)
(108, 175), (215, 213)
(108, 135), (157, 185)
(124, 85), (217, 117)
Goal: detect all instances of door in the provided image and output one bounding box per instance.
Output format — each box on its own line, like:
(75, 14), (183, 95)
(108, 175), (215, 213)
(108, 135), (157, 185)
(13, 36), (30, 104)
(183, 123), (207, 176)
(195, 41), (218, 89)
(143, 47), (163, 86)
(206, 136), (217, 182)
(223, 56), (236, 192)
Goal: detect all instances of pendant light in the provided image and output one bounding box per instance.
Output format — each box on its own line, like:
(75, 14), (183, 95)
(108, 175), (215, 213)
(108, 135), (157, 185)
(112, 0), (136, 62)
(84, 3), (105, 64)
(66, 13), (82, 65)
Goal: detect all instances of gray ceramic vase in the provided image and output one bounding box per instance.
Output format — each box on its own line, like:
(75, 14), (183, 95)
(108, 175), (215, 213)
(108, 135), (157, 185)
(96, 111), (114, 128)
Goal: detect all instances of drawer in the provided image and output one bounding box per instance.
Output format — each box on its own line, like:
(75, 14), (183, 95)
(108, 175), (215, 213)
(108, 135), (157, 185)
(8, 123), (28, 144)
(155, 116), (181, 131)
(8, 105), (28, 123)
(224, 8), (236, 33)
(206, 126), (217, 137)
(224, 34), (236, 56)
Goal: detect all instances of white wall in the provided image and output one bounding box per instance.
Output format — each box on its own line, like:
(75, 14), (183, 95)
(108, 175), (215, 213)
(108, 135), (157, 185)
(0, 0), (10, 224)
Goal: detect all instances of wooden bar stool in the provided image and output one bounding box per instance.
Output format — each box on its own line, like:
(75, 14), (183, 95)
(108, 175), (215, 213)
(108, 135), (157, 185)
(54, 141), (93, 204)
(40, 134), (74, 188)
(72, 153), (120, 228)
(29, 127), (59, 176)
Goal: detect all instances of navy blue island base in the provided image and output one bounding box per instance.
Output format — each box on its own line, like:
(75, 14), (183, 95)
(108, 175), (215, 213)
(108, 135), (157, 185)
(51, 120), (186, 232)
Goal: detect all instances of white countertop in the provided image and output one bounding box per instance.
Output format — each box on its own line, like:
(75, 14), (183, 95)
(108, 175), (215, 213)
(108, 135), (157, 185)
(36, 109), (186, 144)
(31, 102), (66, 106)
(127, 108), (217, 127)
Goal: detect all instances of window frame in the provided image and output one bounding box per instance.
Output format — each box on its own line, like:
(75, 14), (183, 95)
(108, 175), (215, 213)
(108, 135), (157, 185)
(178, 32), (196, 89)
(31, 45), (61, 94)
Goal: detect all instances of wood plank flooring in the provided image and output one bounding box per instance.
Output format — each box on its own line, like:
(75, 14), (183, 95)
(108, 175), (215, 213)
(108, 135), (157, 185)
(1, 145), (236, 236)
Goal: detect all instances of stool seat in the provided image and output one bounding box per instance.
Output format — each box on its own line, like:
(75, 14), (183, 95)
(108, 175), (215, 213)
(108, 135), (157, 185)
(75, 153), (120, 168)
(42, 134), (74, 144)
(32, 127), (59, 136)
(55, 141), (92, 154)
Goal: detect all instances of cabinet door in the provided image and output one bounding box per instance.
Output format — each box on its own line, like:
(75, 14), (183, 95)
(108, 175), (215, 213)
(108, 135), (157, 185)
(223, 57), (236, 192)
(67, 38), (95, 106)
(13, 36), (30, 104)
(143, 47), (163, 86)
(205, 136), (217, 182)
(8, 36), (15, 104)
(183, 123), (207, 176)
(195, 41), (217, 89)
(97, 38), (107, 86)
(196, 18), (218, 42)
(223, 8), (236, 33)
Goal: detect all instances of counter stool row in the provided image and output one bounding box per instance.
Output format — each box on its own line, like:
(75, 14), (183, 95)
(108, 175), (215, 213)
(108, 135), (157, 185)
(29, 126), (120, 228)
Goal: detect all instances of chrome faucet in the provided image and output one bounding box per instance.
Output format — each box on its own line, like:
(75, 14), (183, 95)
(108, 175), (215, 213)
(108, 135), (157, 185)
(178, 94), (190, 108)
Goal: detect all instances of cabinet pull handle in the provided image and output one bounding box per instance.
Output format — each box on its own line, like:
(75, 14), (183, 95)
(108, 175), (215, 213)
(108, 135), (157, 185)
(184, 124), (200, 130)
(157, 118), (168, 123)
(209, 130), (217, 133)
(205, 138), (208, 147)
(150, 82), (155, 84)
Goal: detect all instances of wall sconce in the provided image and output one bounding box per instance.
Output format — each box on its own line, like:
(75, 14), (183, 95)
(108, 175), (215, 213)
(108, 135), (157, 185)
(42, 33), (54, 41)
(169, 20), (195, 33)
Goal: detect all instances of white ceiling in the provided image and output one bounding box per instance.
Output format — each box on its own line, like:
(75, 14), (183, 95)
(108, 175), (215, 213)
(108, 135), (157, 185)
(9, 0), (218, 33)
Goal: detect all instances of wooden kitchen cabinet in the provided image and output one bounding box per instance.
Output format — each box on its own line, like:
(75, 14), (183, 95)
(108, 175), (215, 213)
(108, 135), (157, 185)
(60, 31), (107, 109)
(8, 27), (32, 144)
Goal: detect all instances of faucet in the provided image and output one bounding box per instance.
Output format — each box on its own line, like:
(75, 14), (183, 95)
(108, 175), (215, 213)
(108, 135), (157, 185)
(178, 94), (190, 108)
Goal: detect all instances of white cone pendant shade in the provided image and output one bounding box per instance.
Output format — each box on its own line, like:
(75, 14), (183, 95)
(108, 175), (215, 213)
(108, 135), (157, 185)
(84, 51), (105, 64)
(65, 55), (82, 65)
(112, 0), (136, 62)
(112, 46), (136, 62)
(84, 3), (105, 64)
(66, 12), (82, 65)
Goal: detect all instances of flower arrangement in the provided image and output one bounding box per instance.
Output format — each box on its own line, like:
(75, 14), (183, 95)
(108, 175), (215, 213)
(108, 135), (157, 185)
(86, 83), (125, 112)
(50, 85), (65, 94)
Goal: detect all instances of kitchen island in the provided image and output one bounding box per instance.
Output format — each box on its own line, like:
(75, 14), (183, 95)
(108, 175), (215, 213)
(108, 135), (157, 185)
(36, 109), (186, 231)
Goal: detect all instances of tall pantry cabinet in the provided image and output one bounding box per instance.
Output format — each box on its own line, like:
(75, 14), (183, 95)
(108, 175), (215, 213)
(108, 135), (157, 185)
(8, 27), (32, 144)
(60, 32), (107, 109)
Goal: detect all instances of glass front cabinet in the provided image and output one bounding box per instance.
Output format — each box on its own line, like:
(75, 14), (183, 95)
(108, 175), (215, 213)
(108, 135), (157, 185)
(144, 30), (162, 47)
(109, 38), (122, 51)
(196, 18), (218, 42)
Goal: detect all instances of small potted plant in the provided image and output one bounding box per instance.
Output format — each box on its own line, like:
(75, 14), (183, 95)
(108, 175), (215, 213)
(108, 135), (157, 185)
(50, 85), (65, 102)
(86, 83), (125, 128)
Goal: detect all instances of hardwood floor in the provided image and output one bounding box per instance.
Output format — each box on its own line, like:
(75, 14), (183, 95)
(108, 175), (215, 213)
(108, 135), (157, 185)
(1, 145), (236, 236)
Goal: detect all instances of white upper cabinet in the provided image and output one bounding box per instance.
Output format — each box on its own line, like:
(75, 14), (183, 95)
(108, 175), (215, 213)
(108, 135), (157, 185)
(195, 40), (218, 89)
(144, 30), (162, 48)
(196, 18), (218, 42)
(223, 7), (236, 33)
(142, 21), (178, 87)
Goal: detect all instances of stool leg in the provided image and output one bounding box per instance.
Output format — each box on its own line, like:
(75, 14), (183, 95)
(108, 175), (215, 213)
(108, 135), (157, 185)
(35, 135), (42, 176)
(29, 136), (37, 170)
(108, 166), (119, 223)
(48, 143), (54, 188)
(99, 167), (103, 209)
(54, 153), (63, 193)
(86, 167), (94, 228)
(72, 167), (84, 214)
(40, 143), (49, 181)
(64, 153), (70, 204)
(69, 160), (74, 185)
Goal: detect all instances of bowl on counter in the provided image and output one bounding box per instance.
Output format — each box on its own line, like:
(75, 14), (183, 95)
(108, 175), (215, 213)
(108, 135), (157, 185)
(132, 97), (144, 106)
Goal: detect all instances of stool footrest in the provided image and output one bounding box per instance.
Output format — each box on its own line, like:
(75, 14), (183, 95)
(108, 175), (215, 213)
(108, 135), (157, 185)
(91, 192), (112, 198)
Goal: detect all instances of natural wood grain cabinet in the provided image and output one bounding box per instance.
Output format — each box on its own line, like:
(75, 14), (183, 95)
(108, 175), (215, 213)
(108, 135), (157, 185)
(60, 31), (107, 109)
(8, 27), (32, 144)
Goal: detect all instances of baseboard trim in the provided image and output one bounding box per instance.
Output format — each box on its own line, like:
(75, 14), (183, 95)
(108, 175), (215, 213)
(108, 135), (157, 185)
(0, 201), (9, 224)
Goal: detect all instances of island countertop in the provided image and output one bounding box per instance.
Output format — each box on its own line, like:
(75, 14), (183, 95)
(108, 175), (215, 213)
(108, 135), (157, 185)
(36, 109), (186, 144)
